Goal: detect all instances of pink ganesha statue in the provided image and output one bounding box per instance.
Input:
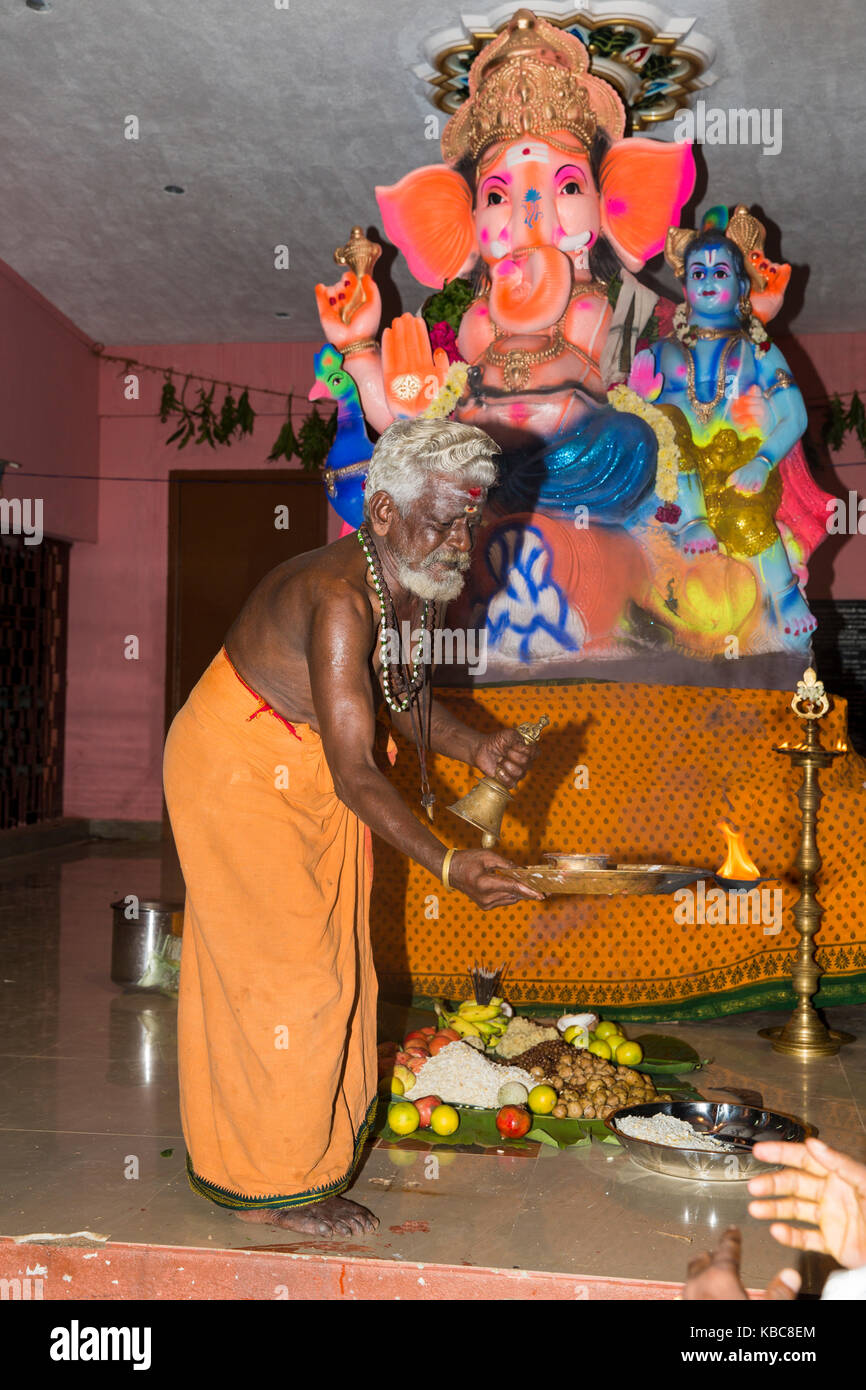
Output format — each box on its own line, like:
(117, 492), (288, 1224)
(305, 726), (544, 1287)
(314, 8), (829, 667)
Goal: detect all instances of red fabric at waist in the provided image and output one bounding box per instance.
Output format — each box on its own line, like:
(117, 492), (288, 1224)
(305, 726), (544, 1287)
(221, 647), (302, 742)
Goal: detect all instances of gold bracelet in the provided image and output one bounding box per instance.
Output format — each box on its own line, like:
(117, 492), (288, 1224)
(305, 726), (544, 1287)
(441, 848), (457, 888)
(341, 338), (378, 358)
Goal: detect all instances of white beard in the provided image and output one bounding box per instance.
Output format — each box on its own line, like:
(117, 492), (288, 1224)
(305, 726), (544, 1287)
(396, 557), (468, 603)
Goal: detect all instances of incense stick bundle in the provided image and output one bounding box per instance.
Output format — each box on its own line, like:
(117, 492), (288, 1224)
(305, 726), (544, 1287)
(469, 960), (509, 1005)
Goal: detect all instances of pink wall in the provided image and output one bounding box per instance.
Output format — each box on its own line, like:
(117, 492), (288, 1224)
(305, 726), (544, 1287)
(778, 331), (866, 601)
(0, 257), (98, 544)
(63, 343), (330, 820)
(60, 332), (866, 822)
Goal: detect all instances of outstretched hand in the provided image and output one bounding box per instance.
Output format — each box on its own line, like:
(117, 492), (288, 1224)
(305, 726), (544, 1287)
(749, 256), (791, 325)
(381, 314), (450, 418)
(749, 1137), (866, 1271)
(448, 849), (545, 909)
(682, 1226), (800, 1301)
(627, 348), (664, 403)
(314, 270), (382, 350)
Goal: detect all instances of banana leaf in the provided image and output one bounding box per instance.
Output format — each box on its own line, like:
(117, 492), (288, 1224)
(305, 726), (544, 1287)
(648, 1077), (704, 1101)
(631, 1033), (710, 1073)
(374, 1077), (705, 1150)
(374, 1102), (614, 1150)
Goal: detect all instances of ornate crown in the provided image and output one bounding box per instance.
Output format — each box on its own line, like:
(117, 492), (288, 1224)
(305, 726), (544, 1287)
(441, 8), (626, 165)
(665, 204), (769, 291)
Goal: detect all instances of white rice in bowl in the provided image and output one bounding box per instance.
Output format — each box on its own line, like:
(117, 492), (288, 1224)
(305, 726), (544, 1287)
(409, 1041), (536, 1109)
(615, 1112), (735, 1151)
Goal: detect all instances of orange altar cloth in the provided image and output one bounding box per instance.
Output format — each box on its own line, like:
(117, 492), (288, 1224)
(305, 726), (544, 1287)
(370, 682), (866, 1020)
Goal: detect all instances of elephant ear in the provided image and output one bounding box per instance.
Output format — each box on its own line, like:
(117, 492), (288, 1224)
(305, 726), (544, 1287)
(600, 139), (695, 272)
(376, 165), (476, 288)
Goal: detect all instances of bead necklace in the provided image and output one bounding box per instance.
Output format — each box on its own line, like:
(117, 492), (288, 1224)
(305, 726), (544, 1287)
(357, 523), (432, 713)
(357, 523), (437, 819)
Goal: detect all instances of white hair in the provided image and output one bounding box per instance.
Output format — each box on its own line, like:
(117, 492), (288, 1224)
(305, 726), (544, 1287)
(363, 418), (500, 520)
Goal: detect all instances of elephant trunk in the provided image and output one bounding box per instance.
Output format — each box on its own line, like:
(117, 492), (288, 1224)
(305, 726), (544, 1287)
(488, 245), (573, 335)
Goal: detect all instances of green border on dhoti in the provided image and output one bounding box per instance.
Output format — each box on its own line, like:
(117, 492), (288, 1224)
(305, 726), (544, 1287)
(185, 1095), (379, 1210)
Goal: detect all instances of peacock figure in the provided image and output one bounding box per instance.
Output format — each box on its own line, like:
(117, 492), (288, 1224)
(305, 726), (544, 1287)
(308, 344), (374, 531)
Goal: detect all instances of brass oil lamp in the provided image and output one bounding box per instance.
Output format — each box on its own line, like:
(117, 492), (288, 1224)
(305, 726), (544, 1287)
(758, 669), (855, 1059)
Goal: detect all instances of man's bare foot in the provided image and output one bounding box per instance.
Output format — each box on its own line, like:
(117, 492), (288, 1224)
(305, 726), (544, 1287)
(235, 1195), (379, 1237)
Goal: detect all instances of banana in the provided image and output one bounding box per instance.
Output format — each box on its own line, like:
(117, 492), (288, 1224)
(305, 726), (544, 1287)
(457, 1002), (502, 1022)
(482, 1014), (508, 1030)
(448, 1016), (482, 1038)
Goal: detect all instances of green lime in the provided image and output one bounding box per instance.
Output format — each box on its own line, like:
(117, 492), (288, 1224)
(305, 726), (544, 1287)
(388, 1101), (420, 1135)
(595, 1020), (620, 1041)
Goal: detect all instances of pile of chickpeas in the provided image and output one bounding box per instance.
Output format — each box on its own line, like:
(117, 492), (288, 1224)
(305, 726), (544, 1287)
(525, 1041), (670, 1120)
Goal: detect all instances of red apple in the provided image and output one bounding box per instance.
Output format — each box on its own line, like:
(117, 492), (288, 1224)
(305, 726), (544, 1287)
(496, 1105), (531, 1139)
(419, 1027), (438, 1037)
(428, 1035), (456, 1056)
(404, 1047), (430, 1071)
(438, 1027), (461, 1041)
(377, 1040), (398, 1057)
(413, 1095), (443, 1128)
(404, 1031), (431, 1049)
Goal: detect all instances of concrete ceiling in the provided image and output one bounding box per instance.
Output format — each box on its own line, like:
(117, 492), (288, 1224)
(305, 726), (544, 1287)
(0, 0), (863, 342)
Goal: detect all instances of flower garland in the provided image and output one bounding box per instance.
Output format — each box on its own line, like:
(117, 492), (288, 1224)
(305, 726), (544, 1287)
(421, 362), (470, 419)
(607, 383), (681, 504)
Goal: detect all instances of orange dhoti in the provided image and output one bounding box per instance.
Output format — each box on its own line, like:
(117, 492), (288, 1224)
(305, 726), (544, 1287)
(163, 649), (377, 1209)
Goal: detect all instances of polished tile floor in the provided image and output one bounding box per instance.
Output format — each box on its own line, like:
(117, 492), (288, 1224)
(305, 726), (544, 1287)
(2, 837), (865, 1294)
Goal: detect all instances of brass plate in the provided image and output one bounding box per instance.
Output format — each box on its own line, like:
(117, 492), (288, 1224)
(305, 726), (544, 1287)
(494, 863), (713, 896)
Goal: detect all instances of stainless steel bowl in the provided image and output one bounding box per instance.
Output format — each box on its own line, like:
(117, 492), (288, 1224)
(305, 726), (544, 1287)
(605, 1101), (811, 1181)
(542, 852), (614, 871)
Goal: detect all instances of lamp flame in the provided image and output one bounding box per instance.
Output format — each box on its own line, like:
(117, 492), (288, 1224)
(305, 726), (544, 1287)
(717, 820), (761, 881)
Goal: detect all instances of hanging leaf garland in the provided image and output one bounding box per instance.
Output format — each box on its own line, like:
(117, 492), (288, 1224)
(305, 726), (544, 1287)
(267, 395), (298, 464)
(214, 390), (239, 445)
(163, 376), (196, 450)
(236, 388), (256, 438)
(847, 391), (866, 451)
(823, 394), (848, 452)
(297, 402), (338, 471)
(823, 391), (866, 454)
(157, 372), (335, 469)
(158, 374), (180, 424)
(193, 384), (218, 448)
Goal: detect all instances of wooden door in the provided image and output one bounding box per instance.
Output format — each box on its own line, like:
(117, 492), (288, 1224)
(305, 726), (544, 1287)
(0, 534), (69, 828)
(165, 471), (327, 723)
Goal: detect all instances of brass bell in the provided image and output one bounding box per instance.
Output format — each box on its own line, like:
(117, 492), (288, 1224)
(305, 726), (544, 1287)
(448, 716), (549, 848)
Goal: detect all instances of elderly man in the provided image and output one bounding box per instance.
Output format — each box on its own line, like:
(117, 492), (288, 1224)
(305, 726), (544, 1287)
(163, 418), (542, 1237)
